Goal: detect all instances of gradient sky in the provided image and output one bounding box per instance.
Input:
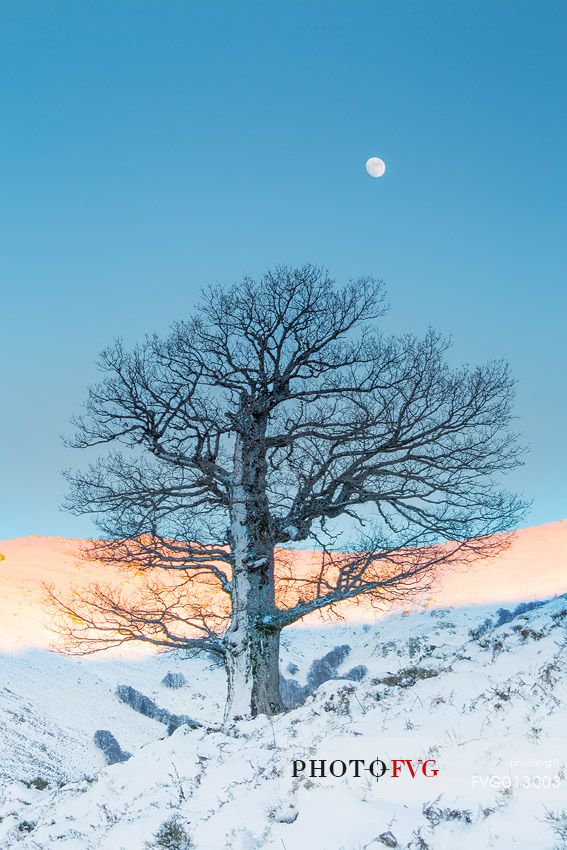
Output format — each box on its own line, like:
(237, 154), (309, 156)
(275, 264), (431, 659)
(1, 1), (566, 538)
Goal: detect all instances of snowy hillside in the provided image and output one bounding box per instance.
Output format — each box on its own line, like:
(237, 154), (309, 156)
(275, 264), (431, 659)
(1, 593), (566, 850)
(0, 525), (566, 848)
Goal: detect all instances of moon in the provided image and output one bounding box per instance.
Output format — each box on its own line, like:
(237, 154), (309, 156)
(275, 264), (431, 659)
(365, 157), (386, 178)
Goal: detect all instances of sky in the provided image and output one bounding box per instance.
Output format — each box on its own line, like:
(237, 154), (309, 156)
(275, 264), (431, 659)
(1, 1), (566, 538)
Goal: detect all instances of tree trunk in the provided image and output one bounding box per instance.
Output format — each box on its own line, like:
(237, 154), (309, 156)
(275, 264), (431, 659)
(224, 623), (282, 721)
(223, 411), (284, 722)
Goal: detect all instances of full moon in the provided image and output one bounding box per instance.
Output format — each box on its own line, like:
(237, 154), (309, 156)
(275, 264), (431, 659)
(365, 157), (386, 178)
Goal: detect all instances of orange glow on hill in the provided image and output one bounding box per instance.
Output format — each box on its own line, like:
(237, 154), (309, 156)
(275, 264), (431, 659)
(0, 521), (565, 654)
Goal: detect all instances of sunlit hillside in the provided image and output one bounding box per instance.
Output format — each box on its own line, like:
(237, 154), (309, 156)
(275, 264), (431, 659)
(0, 522), (565, 654)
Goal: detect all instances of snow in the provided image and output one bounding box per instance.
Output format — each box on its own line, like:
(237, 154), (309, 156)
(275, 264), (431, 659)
(0, 524), (566, 848)
(0, 596), (566, 849)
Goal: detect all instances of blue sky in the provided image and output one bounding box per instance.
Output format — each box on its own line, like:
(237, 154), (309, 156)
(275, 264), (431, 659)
(1, 1), (566, 537)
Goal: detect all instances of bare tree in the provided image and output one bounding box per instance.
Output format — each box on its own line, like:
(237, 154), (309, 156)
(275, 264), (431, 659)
(58, 265), (525, 720)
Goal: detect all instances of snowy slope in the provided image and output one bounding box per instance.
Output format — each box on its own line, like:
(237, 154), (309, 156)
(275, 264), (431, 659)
(0, 649), (224, 790)
(0, 525), (566, 849)
(0, 596), (566, 850)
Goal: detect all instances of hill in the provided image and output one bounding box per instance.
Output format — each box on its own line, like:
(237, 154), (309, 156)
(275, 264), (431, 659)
(0, 523), (565, 849)
(1, 521), (566, 652)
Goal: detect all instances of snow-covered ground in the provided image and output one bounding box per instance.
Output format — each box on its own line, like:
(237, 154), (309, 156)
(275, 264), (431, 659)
(0, 594), (566, 849)
(0, 526), (566, 849)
